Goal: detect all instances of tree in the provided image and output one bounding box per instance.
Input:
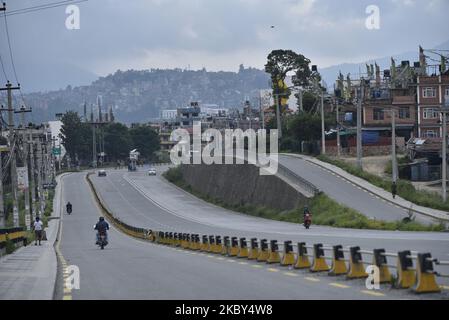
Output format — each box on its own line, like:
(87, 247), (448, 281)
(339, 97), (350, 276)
(60, 111), (92, 163)
(129, 125), (160, 160)
(295, 91), (318, 113)
(286, 112), (334, 142)
(103, 123), (131, 161)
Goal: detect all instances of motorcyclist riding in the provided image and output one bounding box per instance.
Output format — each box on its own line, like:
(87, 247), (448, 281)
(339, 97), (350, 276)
(94, 217), (110, 245)
(303, 205), (312, 228)
(66, 202), (72, 214)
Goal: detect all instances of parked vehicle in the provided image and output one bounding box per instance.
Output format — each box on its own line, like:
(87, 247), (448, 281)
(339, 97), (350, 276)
(98, 169), (107, 177)
(148, 168), (157, 176)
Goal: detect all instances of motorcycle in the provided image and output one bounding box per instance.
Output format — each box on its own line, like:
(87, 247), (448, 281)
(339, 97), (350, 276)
(304, 213), (312, 229)
(66, 205), (72, 215)
(97, 231), (108, 250)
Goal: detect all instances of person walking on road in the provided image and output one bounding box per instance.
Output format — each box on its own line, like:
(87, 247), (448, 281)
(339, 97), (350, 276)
(391, 181), (397, 199)
(33, 217), (43, 246)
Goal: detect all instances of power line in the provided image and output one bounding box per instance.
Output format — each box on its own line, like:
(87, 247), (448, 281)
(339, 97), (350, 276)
(0, 52), (8, 82)
(4, 0), (89, 17)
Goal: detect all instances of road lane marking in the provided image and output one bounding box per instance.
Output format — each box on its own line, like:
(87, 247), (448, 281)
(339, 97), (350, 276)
(283, 272), (298, 277)
(329, 283), (350, 289)
(304, 277), (320, 282)
(63, 295), (72, 300)
(239, 262), (248, 265)
(360, 290), (385, 297)
(267, 268), (280, 272)
(252, 265), (262, 268)
(441, 285), (449, 290)
(216, 257), (225, 260)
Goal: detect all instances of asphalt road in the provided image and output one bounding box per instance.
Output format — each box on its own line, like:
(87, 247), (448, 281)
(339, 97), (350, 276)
(278, 155), (430, 223)
(58, 172), (429, 300)
(84, 166), (449, 293)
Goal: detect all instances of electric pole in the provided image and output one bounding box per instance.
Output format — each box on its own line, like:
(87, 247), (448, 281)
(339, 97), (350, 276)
(298, 88), (303, 113)
(336, 98), (341, 157)
(321, 89), (325, 155)
(29, 128), (36, 224)
(357, 80), (364, 170)
(275, 93), (282, 140)
(0, 81), (21, 227)
(15, 106), (32, 230)
(442, 109), (448, 202)
(390, 109), (398, 183)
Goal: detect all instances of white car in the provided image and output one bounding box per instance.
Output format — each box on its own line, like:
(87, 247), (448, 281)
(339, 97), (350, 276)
(148, 168), (156, 176)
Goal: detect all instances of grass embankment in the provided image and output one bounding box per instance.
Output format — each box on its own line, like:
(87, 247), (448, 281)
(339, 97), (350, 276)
(164, 166), (446, 232)
(317, 154), (449, 213)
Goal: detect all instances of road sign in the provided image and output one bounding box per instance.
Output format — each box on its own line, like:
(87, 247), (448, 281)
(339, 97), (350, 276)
(52, 147), (61, 155)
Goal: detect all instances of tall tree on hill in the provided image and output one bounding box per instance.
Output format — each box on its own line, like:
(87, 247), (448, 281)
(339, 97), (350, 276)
(60, 111), (92, 163)
(103, 123), (132, 161)
(129, 125), (160, 160)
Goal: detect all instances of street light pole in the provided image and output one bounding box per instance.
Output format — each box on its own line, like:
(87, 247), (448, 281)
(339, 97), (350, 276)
(321, 90), (325, 155)
(357, 80), (364, 170)
(442, 110), (447, 202)
(336, 98), (341, 157)
(390, 109), (398, 183)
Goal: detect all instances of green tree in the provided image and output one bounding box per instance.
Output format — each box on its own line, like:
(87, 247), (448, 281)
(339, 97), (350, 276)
(129, 125), (160, 160)
(286, 112), (334, 142)
(60, 111), (92, 163)
(103, 123), (131, 161)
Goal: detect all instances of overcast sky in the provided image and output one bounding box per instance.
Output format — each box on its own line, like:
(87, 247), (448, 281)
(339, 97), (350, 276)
(1, 0), (448, 91)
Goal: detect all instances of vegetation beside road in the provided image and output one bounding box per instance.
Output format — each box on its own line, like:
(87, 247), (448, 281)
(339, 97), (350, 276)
(317, 154), (449, 212)
(164, 166), (445, 232)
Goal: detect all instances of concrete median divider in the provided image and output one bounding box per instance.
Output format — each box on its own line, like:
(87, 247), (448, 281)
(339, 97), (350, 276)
(222, 236), (230, 255)
(257, 239), (270, 262)
(280, 241), (295, 266)
(396, 250), (416, 289)
(328, 245), (347, 276)
(208, 236), (215, 253)
(413, 253), (441, 294)
(267, 240), (281, 264)
(310, 244), (330, 272)
(248, 238), (259, 260)
(372, 249), (392, 284)
(294, 242), (311, 269)
(214, 236), (223, 254)
(238, 238), (249, 258)
(347, 246), (368, 279)
(201, 235), (209, 251)
(228, 237), (239, 256)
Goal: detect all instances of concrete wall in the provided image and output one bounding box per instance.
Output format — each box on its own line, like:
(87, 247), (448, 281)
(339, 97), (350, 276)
(181, 163), (307, 212)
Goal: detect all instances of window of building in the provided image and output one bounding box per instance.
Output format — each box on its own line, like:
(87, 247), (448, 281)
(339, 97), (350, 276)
(399, 107), (410, 119)
(423, 108), (439, 119)
(373, 108), (384, 121)
(424, 130), (438, 138)
(423, 87), (436, 98)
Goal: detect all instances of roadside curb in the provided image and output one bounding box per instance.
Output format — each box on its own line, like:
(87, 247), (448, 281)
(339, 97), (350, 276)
(281, 153), (449, 224)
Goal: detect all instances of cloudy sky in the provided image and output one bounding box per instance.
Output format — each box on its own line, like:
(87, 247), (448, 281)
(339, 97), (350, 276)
(1, 0), (448, 91)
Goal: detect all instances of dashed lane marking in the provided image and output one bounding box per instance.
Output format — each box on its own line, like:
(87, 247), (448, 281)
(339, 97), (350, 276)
(283, 272), (299, 277)
(360, 290), (385, 297)
(239, 262), (248, 265)
(63, 295), (72, 300)
(329, 283), (350, 289)
(304, 277), (320, 282)
(267, 268), (280, 272)
(252, 265), (263, 269)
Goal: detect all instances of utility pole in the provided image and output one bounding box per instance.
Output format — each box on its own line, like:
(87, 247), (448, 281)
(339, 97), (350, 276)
(0, 81), (21, 227)
(442, 109), (448, 202)
(321, 90), (326, 155)
(15, 106), (32, 230)
(336, 98), (341, 157)
(29, 128), (36, 223)
(357, 80), (364, 170)
(36, 135), (44, 216)
(0, 118), (4, 228)
(390, 109), (398, 183)
(298, 88), (303, 112)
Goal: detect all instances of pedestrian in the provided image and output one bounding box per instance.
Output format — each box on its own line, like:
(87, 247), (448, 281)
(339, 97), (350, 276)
(391, 181), (397, 199)
(33, 217), (43, 246)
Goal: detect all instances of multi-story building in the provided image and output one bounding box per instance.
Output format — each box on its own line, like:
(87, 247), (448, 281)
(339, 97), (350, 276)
(417, 74), (449, 138)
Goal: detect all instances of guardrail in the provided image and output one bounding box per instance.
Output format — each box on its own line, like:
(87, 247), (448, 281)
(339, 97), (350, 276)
(0, 227), (27, 249)
(86, 172), (447, 295)
(277, 162), (320, 197)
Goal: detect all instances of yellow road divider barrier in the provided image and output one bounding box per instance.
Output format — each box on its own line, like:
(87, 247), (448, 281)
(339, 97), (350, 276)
(280, 241), (295, 266)
(222, 236), (230, 255)
(372, 249), (392, 284)
(295, 242), (311, 269)
(257, 239), (270, 262)
(267, 240), (281, 264)
(248, 238), (259, 260)
(346, 246), (368, 279)
(228, 237), (239, 256)
(328, 245), (347, 276)
(238, 238), (249, 258)
(310, 243), (330, 272)
(413, 253), (441, 294)
(397, 250), (416, 289)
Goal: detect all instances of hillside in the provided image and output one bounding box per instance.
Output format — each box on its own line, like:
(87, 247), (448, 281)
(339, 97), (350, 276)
(21, 66), (270, 124)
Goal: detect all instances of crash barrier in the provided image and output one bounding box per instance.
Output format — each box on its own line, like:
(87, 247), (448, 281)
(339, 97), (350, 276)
(277, 163), (320, 197)
(86, 173), (448, 294)
(0, 227), (26, 249)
